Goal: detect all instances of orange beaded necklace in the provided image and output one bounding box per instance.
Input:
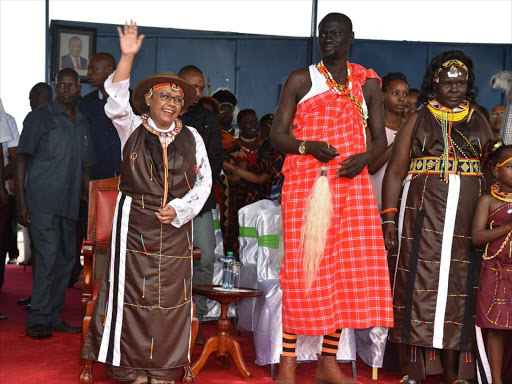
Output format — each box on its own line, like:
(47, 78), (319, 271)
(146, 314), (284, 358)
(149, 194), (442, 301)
(315, 61), (367, 129)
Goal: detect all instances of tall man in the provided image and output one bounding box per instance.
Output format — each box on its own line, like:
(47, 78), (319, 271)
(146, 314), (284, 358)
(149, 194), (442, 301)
(178, 65), (223, 343)
(270, 13), (393, 383)
(15, 68), (95, 339)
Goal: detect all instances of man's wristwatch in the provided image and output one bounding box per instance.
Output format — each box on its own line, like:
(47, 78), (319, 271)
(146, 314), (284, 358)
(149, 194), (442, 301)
(298, 140), (307, 155)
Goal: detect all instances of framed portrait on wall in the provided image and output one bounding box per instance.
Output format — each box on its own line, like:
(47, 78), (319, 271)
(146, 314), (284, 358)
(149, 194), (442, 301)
(52, 25), (96, 82)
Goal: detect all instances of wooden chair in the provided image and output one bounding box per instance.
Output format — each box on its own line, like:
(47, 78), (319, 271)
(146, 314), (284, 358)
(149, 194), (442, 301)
(79, 177), (200, 384)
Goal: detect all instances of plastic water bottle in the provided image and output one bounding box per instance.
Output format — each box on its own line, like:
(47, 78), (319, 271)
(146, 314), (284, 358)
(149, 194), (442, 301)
(229, 261), (240, 289)
(221, 252), (234, 289)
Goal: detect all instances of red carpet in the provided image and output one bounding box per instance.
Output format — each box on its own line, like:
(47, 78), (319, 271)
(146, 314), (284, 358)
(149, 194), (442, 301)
(0, 264), (437, 384)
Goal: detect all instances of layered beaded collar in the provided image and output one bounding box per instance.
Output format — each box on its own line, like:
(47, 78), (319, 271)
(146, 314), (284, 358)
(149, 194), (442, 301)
(491, 183), (512, 202)
(427, 99), (470, 122)
(141, 113), (183, 138)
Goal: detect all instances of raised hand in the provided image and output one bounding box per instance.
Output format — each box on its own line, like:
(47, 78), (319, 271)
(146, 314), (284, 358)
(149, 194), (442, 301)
(117, 20), (145, 57)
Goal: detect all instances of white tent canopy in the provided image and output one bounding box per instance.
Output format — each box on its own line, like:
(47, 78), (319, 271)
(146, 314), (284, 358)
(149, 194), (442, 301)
(1, 0), (511, 129)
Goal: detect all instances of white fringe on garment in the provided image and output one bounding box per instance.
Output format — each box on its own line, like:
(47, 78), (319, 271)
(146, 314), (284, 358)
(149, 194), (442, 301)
(300, 164), (332, 292)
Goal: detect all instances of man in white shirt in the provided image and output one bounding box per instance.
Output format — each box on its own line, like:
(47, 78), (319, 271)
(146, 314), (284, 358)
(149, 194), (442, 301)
(0, 112), (20, 281)
(0, 98), (14, 320)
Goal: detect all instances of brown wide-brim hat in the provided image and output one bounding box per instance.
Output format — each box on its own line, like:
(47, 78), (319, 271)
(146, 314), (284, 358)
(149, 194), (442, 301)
(132, 71), (196, 114)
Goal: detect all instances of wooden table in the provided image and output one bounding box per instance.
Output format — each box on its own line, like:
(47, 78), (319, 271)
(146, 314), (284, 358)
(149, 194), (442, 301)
(191, 284), (261, 379)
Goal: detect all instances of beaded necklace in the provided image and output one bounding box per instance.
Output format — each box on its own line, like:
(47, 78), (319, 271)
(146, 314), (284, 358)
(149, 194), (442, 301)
(427, 98), (472, 182)
(427, 99), (470, 122)
(240, 145), (258, 154)
(141, 113), (183, 138)
(315, 61), (367, 129)
(491, 183), (512, 203)
(239, 136), (259, 154)
(483, 215), (512, 261)
(141, 113), (183, 206)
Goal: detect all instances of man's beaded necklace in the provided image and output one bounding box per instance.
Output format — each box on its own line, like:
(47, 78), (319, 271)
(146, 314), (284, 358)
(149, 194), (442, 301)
(315, 61), (367, 129)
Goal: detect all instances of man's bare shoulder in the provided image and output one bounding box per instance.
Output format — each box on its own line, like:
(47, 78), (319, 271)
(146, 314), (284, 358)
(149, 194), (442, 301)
(285, 68), (312, 103)
(288, 67), (310, 81)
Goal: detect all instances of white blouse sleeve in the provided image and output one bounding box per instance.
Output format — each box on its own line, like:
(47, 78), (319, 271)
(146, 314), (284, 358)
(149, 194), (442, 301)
(104, 72), (142, 152)
(168, 127), (212, 228)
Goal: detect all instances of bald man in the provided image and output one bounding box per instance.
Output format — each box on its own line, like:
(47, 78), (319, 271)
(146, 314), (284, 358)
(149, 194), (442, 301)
(270, 13), (392, 383)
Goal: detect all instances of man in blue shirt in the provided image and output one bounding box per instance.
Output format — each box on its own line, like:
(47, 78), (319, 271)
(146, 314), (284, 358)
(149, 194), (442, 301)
(14, 68), (95, 338)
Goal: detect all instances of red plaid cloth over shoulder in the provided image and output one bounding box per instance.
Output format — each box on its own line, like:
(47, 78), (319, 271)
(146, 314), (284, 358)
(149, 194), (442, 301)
(280, 63), (393, 335)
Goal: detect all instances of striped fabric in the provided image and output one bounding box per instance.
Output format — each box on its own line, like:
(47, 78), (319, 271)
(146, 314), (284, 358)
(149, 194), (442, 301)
(321, 329), (342, 356)
(98, 193), (132, 365)
(280, 63), (393, 335)
(282, 331), (298, 357)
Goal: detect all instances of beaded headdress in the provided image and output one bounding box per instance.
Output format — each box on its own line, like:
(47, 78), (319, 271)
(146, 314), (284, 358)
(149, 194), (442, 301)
(433, 59), (468, 84)
(147, 83), (184, 98)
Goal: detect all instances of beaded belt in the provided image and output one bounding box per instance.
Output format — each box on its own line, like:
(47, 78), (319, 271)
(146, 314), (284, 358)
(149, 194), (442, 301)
(408, 156), (482, 176)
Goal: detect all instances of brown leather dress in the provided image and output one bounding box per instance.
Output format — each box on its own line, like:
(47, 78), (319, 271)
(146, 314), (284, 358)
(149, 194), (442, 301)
(82, 123), (197, 381)
(389, 107), (493, 380)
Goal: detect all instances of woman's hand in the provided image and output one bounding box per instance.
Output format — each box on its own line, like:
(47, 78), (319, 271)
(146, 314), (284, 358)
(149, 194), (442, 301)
(155, 205), (176, 224)
(227, 173), (242, 185)
(382, 222), (397, 250)
(306, 141), (339, 163)
(117, 20), (145, 57)
(223, 160), (235, 172)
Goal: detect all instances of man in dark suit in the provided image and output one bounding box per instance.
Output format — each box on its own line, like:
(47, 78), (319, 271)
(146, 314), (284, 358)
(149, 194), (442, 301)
(61, 36), (87, 71)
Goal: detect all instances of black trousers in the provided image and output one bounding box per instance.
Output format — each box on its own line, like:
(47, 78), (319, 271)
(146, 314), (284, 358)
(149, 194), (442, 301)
(26, 213), (76, 327)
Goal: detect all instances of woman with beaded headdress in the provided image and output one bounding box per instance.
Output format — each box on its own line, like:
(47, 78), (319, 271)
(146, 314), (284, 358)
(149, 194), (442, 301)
(81, 21), (212, 384)
(382, 50), (493, 383)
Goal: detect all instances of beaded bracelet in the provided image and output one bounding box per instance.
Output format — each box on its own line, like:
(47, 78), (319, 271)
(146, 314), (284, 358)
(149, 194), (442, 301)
(381, 208), (398, 215)
(382, 220), (396, 225)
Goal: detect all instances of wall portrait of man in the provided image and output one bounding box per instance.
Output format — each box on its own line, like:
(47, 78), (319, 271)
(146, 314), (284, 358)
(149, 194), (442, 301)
(52, 25), (96, 82)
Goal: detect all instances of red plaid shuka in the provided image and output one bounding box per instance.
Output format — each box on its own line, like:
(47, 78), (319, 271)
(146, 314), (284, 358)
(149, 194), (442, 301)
(280, 63), (393, 335)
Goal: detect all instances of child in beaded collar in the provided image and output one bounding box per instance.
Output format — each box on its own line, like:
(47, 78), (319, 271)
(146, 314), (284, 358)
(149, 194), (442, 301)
(472, 140), (512, 384)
